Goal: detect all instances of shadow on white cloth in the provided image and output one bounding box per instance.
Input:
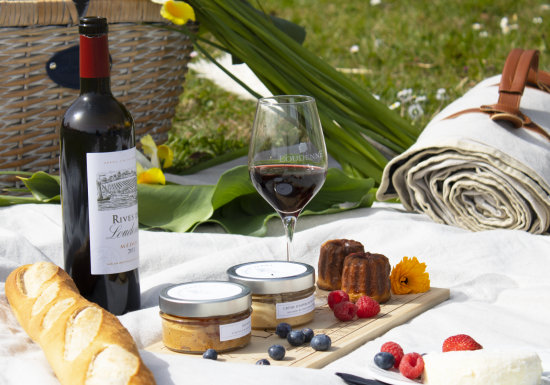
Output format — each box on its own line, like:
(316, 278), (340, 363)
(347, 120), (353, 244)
(1, 203), (550, 384)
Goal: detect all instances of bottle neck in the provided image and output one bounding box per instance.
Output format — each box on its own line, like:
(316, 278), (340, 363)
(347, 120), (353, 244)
(80, 33), (111, 95)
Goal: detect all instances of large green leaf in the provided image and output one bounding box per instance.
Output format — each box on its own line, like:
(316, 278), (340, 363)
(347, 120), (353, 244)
(19, 172), (60, 202)
(201, 167), (374, 236)
(0, 171), (60, 205)
(1, 166), (375, 237)
(137, 184), (215, 233)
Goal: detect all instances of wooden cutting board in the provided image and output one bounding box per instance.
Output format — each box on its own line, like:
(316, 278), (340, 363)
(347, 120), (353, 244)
(145, 287), (450, 369)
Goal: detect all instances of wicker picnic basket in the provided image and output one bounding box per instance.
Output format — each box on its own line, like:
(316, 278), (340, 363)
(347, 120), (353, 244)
(0, 0), (197, 190)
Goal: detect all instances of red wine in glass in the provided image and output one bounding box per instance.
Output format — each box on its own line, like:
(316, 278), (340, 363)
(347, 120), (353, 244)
(248, 95), (328, 261)
(251, 165), (327, 214)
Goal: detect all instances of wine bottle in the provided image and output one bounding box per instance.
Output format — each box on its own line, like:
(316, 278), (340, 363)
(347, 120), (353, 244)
(60, 17), (140, 315)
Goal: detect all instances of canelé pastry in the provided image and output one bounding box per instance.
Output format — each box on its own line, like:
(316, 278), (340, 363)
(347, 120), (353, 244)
(317, 239), (364, 291)
(341, 252), (391, 303)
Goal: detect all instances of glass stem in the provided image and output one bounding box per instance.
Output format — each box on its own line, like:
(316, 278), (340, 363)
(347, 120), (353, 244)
(281, 215), (297, 261)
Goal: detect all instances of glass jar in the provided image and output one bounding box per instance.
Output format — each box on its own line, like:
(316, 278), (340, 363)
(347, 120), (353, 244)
(159, 281), (252, 353)
(227, 261), (316, 329)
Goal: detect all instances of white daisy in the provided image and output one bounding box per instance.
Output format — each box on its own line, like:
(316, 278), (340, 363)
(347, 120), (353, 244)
(479, 31), (489, 38)
(533, 17), (543, 24)
(436, 88), (448, 101)
(350, 45), (360, 53)
(415, 95), (427, 103)
(397, 88), (413, 103)
(472, 23), (483, 30)
(370, 0), (382, 5)
(408, 104), (424, 120)
(541, 4), (550, 11)
(389, 101), (401, 110)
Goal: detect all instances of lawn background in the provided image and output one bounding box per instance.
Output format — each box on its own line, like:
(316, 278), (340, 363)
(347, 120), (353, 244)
(167, 0), (549, 174)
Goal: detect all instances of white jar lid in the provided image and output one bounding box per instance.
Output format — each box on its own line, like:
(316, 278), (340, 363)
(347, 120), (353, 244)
(159, 281), (251, 318)
(227, 261), (315, 295)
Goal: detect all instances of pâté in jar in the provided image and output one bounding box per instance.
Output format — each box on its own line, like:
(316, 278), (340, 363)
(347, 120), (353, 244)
(159, 281), (252, 353)
(227, 261), (316, 329)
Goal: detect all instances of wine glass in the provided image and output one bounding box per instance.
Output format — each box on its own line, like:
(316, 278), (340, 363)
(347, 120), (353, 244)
(249, 95), (328, 261)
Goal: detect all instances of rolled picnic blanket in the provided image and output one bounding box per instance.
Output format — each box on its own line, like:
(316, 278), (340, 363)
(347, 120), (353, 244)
(377, 49), (550, 234)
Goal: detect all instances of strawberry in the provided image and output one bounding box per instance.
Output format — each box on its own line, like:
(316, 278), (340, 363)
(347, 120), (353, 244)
(442, 334), (483, 352)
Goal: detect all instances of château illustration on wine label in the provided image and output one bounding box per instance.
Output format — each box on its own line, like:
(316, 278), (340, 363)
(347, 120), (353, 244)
(59, 16), (140, 315)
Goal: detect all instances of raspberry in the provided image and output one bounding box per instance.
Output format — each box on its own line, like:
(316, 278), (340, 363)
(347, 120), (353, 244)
(442, 334), (483, 352)
(356, 296), (380, 318)
(333, 301), (357, 321)
(328, 290), (350, 310)
(381, 342), (404, 368)
(399, 353), (424, 380)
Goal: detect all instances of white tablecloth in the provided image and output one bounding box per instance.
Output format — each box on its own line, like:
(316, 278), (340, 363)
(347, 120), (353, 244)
(1, 202), (550, 384)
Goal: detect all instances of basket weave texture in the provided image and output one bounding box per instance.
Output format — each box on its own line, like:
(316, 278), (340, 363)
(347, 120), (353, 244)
(0, 1), (195, 190)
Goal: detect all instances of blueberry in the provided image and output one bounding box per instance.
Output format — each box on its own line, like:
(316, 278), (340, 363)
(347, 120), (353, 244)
(302, 328), (314, 343)
(256, 359), (271, 365)
(203, 349), (218, 360)
(275, 322), (292, 338)
(287, 330), (306, 346)
(374, 352), (395, 370)
(310, 334), (331, 351)
(268, 344), (286, 360)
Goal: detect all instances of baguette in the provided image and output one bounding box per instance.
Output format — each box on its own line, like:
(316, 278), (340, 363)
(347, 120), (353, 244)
(5, 262), (156, 385)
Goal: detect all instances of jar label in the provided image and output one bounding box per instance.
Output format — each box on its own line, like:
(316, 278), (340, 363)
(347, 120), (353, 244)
(235, 262), (307, 278)
(276, 293), (315, 319)
(167, 282), (243, 300)
(86, 148), (140, 275)
(219, 315), (252, 342)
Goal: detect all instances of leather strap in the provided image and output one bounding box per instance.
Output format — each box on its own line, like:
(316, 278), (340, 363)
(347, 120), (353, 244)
(444, 48), (550, 141)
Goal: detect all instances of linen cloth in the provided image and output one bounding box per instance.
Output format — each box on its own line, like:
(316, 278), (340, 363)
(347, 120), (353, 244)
(1, 203), (549, 384)
(377, 75), (550, 234)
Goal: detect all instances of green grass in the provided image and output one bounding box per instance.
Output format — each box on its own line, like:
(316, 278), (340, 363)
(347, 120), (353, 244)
(170, 0), (549, 172)
(166, 70), (256, 174)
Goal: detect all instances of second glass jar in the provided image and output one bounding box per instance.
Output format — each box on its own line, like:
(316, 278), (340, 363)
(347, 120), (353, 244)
(227, 261), (316, 329)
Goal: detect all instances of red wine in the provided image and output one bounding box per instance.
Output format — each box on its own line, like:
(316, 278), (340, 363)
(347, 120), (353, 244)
(60, 17), (140, 315)
(250, 165), (327, 214)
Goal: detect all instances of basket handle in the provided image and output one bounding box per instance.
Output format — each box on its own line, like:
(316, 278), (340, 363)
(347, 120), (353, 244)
(480, 49), (550, 128)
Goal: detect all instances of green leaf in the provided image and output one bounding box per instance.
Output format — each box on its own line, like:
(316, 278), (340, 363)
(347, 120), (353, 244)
(18, 172), (60, 202)
(137, 184), (215, 233)
(198, 167), (375, 236)
(4, 167), (375, 237)
(211, 165), (256, 209)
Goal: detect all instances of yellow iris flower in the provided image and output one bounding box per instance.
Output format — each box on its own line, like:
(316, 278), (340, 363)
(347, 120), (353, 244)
(137, 166), (166, 185)
(140, 134), (174, 169)
(390, 256), (430, 295)
(137, 135), (173, 184)
(158, 0), (196, 25)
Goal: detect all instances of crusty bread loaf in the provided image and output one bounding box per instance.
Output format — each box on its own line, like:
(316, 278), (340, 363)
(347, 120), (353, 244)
(5, 262), (156, 385)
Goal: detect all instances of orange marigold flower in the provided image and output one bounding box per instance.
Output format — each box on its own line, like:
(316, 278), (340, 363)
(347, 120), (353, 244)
(390, 256), (430, 295)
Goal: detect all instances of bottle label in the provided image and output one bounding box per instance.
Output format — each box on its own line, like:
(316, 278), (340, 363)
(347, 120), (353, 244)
(219, 316), (252, 342)
(235, 262), (307, 278)
(86, 148), (139, 275)
(276, 293), (315, 319)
